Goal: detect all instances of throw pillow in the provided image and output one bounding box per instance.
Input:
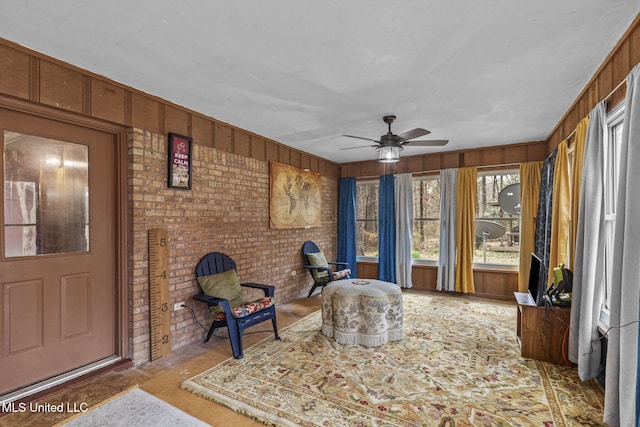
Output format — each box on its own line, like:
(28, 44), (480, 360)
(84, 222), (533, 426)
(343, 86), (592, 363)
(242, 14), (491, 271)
(197, 269), (247, 315)
(307, 251), (330, 280)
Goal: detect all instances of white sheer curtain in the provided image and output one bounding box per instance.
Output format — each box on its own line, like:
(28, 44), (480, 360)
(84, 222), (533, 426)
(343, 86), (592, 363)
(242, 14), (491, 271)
(437, 169), (457, 292)
(568, 102), (606, 380)
(604, 64), (640, 427)
(395, 173), (413, 288)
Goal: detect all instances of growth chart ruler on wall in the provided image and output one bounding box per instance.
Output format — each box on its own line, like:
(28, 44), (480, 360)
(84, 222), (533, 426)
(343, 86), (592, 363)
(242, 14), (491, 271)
(148, 228), (171, 361)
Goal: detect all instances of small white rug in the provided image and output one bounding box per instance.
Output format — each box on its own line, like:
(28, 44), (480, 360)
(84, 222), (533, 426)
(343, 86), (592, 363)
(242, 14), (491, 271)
(61, 388), (210, 427)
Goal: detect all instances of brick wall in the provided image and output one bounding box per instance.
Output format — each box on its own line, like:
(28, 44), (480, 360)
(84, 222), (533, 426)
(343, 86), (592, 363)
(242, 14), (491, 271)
(128, 128), (338, 364)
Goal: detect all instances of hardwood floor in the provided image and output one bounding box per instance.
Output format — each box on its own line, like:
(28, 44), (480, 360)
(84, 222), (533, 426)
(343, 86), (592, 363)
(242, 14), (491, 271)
(0, 295), (322, 427)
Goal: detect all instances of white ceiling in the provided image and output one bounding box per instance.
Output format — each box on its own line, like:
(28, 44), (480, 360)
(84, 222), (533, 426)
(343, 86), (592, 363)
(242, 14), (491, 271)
(1, 1), (639, 163)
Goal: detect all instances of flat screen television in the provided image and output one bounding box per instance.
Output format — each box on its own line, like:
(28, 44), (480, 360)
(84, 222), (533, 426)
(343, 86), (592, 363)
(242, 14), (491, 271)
(528, 252), (544, 306)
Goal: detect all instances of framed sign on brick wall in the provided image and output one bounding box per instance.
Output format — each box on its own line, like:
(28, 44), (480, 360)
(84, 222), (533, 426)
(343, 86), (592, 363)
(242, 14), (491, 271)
(168, 133), (192, 189)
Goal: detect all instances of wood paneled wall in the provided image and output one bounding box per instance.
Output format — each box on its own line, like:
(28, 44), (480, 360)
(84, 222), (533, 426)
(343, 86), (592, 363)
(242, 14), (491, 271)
(0, 38), (339, 180)
(346, 141), (548, 302)
(340, 140), (548, 178)
(358, 262), (517, 301)
(547, 13), (640, 151)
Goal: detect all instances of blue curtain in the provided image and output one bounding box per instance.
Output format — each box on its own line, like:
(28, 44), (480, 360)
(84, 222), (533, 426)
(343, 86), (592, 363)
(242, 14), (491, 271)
(337, 177), (357, 278)
(378, 174), (396, 282)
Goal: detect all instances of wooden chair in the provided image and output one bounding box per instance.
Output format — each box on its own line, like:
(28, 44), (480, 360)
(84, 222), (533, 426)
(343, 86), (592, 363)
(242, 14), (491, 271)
(193, 252), (280, 359)
(302, 240), (351, 297)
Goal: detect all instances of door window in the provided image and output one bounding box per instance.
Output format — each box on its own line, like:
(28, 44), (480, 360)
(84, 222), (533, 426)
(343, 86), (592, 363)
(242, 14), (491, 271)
(4, 131), (89, 257)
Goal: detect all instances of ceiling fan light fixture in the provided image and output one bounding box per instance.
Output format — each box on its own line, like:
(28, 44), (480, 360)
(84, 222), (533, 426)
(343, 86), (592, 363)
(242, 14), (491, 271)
(378, 145), (400, 163)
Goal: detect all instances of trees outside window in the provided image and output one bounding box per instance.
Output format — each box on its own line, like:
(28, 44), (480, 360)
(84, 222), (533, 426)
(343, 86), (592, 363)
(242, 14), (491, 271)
(356, 181), (379, 257)
(412, 177), (440, 260)
(475, 171), (520, 265)
(355, 171), (520, 266)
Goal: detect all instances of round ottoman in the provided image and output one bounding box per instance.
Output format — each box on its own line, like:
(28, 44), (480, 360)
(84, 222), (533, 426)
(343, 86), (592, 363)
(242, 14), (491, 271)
(321, 279), (403, 347)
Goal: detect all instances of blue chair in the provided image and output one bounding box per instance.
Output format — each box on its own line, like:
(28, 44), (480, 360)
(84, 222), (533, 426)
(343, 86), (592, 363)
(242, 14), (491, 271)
(193, 252), (280, 359)
(302, 240), (351, 297)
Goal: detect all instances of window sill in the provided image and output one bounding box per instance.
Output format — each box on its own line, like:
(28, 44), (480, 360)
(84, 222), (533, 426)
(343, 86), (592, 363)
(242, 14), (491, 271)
(356, 257), (439, 267)
(411, 259), (439, 267)
(472, 263), (519, 272)
(356, 257), (518, 272)
(356, 256), (379, 263)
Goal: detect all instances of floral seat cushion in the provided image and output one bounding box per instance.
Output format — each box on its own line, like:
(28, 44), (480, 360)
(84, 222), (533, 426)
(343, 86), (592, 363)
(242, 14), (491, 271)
(332, 269), (351, 280)
(307, 251), (351, 282)
(212, 296), (274, 321)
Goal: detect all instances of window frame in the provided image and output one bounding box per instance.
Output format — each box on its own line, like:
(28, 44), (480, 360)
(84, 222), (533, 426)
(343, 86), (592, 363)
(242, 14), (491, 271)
(600, 102), (625, 328)
(473, 168), (521, 271)
(355, 179), (380, 261)
(411, 174), (441, 265)
(354, 169), (522, 272)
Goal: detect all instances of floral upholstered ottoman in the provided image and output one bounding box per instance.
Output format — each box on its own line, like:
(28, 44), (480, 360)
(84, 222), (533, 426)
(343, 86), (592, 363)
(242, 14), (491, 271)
(321, 279), (403, 347)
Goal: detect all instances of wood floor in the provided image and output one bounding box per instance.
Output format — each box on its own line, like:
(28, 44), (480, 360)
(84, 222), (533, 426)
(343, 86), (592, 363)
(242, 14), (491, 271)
(0, 295), (322, 427)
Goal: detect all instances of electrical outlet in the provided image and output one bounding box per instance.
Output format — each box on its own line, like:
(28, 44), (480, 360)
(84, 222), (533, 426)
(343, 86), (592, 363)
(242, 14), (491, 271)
(174, 302), (185, 311)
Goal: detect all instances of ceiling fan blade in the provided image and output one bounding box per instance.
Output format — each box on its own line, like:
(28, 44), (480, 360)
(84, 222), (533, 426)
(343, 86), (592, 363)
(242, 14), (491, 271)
(397, 128), (430, 141)
(339, 144), (379, 151)
(403, 139), (449, 146)
(342, 134), (381, 143)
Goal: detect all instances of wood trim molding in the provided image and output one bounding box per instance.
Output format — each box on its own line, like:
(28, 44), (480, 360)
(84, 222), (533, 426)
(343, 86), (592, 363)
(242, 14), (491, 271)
(0, 94), (130, 359)
(0, 37), (340, 179)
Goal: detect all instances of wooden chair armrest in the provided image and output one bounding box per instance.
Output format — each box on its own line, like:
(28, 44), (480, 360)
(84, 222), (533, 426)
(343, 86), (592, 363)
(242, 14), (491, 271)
(328, 261), (348, 267)
(193, 293), (230, 308)
(241, 283), (275, 297)
(304, 265), (330, 271)
(193, 293), (236, 322)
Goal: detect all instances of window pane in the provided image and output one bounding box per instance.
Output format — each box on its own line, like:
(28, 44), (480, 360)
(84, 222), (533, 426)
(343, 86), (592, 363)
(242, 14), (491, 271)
(4, 131), (89, 257)
(603, 116), (624, 310)
(475, 171), (520, 265)
(356, 181), (379, 256)
(412, 177), (440, 260)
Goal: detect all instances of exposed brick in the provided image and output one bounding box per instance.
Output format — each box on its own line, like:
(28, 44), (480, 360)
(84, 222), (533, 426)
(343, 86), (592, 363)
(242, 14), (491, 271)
(128, 128), (337, 365)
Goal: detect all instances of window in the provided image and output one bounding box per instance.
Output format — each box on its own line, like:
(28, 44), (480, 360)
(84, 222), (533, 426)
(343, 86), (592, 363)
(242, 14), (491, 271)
(603, 104), (624, 312)
(356, 180), (379, 257)
(475, 170), (520, 265)
(4, 131), (89, 257)
(412, 176), (440, 261)
(355, 171), (519, 267)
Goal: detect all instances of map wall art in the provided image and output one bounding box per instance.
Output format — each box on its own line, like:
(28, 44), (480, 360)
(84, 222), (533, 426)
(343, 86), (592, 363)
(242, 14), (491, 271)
(269, 161), (322, 229)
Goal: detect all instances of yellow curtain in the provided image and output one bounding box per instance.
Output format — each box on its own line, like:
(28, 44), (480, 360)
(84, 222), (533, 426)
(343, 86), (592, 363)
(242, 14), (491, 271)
(518, 161), (543, 292)
(455, 167), (477, 293)
(569, 116), (589, 268)
(548, 140), (571, 283)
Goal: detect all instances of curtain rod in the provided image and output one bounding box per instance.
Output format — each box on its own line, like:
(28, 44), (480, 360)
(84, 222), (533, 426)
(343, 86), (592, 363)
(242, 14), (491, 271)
(563, 78), (627, 142)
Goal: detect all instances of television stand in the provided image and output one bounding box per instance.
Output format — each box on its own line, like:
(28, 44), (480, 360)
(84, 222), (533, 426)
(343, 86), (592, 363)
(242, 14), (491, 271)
(514, 293), (571, 364)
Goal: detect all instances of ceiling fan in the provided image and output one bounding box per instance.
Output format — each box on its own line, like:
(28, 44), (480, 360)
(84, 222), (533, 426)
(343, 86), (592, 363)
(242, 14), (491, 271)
(342, 115), (449, 162)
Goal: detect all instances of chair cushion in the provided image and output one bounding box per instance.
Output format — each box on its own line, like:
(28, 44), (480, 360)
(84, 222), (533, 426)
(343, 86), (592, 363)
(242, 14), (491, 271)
(197, 269), (247, 315)
(212, 296), (274, 321)
(306, 251), (330, 280)
(332, 269), (351, 280)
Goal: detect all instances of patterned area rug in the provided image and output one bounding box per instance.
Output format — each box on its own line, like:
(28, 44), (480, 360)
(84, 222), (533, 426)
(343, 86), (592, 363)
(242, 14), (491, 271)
(181, 293), (604, 426)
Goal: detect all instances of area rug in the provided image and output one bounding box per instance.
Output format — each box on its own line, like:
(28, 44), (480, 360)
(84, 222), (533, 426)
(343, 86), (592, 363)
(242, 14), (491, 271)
(60, 387), (210, 427)
(181, 293), (604, 426)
